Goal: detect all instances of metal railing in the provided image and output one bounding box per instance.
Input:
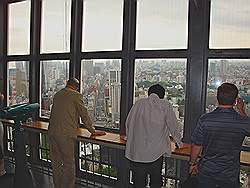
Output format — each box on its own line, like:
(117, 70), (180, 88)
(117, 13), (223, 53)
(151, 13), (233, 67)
(2, 122), (249, 188)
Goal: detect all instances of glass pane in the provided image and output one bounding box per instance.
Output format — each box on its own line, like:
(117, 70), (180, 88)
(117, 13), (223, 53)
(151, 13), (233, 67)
(210, 0), (250, 48)
(41, 0), (71, 53)
(136, 0), (188, 50)
(206, 59), (250, 147)
(8, 1), (31, 55)
(8, 61), (29, 105)
(81, 59), (121, 129)
(82, 0), (123, 51)
(134, 59), (187, 134)
(40, 60), (69, 118)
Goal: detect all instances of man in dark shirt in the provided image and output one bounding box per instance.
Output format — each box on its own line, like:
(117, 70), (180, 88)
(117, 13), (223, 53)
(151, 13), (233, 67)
(189, 83), (250, 188)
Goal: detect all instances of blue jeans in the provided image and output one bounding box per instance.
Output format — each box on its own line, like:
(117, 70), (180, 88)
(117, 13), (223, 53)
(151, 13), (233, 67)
(198, 174), (240, 188)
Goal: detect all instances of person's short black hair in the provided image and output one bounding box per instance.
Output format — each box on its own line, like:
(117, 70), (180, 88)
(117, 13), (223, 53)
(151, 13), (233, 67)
(148, 84), (165, 99)
(217, 83), (238, 105)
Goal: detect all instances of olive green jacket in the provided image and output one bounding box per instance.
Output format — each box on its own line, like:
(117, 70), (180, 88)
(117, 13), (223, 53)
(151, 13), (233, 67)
(48, 87), (95, 138)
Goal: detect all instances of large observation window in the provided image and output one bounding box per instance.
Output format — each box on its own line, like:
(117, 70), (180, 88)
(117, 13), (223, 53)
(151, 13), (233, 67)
(206, 59), (250, 147)
(82, 0), (124, 52)
(40, 60), (69, 118)
(8, 0), (31, 55)
(210, 0), (250, 48)
(136, 0), (189, 50)
(41, 0), (71, 53)
(81, 59), (121, 129)
(134, 59), (187, 134)
(7, 61), (29, 105)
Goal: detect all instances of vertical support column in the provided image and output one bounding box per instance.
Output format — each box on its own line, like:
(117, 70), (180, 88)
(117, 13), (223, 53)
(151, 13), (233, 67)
(29, 0), (42, 164)
(183, 0), (210, 143)
(117, 149), (130, 188)
(30, 0), (41, 104)
(13, 120), (33, 188)
(120, 0), (137, 135)
(0, 0), (7, 106)
(69, 0), (83, 80)
(0, 2), (7, 175)
(117, 0), (137, 187)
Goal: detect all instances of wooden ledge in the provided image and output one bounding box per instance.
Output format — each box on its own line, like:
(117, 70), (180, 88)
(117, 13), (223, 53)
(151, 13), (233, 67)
(1, 120), (250, 166)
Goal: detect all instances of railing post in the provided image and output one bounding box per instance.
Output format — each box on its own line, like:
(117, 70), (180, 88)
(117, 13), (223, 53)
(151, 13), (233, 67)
(117, 149), (130, 188)
(13, 120), (34, 188)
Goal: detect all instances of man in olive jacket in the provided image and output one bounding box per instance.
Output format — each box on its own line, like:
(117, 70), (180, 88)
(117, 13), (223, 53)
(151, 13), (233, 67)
(48, 78), (105, 188)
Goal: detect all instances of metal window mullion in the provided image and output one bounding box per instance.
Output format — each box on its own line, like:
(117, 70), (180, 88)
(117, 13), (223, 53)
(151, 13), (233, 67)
(208, 49), (250, 59)
(40, 53), (71, 61)
(183, 0), (210, 143)
(0, 1), (7, 105)
(133, 49), (188, 59)
(30, 0), (41, 105)
(69, 0), (83, 80)
(120, 0), (137, 135)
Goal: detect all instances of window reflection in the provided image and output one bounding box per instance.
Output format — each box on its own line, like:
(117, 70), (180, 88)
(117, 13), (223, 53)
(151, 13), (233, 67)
(81, 59), (121, 129)
(82, 0), (123, 51)
(41, 0), (71, 53)
(136, 0), (188, 50)
(40, 60), (69, 118)
(134, 59), (187, 134)
(207, 59), (250, 147)
(210, 0), (250, 48)
(8, 61), (29, 105)
(8, 0), (31, 55)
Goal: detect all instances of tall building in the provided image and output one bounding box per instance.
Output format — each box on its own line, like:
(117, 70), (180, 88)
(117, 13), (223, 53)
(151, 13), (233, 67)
(82, 60), (94, 77)
(15, 61), (29, 99)
(109, 70), (121, 124)
(210, 61), (216, 75)
(110, 82), (121, 125)
(220, 60), (228, 82)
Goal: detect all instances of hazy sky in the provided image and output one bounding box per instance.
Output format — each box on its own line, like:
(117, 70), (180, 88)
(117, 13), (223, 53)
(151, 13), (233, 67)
(7, 0), (250, 55)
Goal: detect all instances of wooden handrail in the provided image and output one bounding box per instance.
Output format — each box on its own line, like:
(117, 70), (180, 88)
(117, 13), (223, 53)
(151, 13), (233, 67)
(1, 119), (250, 167)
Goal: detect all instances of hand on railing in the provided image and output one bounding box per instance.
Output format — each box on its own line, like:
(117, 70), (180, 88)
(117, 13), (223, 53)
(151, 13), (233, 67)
(189, 162), (198, 176)
(169, 136), (180, 148)
(120, 135), (127, 141)
(91, 130), (106, 136)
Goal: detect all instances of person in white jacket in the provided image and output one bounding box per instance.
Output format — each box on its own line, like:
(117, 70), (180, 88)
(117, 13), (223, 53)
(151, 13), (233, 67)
(125, 84), (182, 188)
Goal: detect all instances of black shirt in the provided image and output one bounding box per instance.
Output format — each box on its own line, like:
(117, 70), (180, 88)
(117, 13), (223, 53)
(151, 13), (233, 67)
(191, 107), (250, 182)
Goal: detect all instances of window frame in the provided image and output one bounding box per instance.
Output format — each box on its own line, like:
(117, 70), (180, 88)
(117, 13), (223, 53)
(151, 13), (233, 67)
(0, 0), (249, 150)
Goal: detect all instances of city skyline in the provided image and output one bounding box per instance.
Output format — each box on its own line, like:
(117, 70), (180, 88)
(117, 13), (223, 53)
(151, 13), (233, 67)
(4, 1), (250, 186)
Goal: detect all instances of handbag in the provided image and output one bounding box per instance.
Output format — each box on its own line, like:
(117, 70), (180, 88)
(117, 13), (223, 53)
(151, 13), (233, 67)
(180, 175), (198, 188)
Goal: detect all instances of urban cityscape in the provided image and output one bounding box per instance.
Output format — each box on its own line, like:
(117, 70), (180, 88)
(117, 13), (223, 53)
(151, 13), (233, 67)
(6, 58), (250, 188)
(3, 0), (250, 187)
(206, 59), (250, 147)
(7, 58), (250, 145)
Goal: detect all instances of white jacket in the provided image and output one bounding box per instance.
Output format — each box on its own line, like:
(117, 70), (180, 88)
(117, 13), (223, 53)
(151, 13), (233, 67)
(125, 94), (182, 162)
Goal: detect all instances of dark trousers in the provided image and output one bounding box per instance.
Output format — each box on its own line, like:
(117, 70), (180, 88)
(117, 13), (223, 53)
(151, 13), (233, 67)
(130, 157), (163, 188)
(198, 174), (240, 188)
